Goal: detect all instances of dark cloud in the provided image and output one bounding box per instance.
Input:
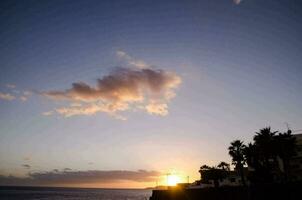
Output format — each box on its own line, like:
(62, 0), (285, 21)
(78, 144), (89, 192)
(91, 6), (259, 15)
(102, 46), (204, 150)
(0, 175), (33, 186)
(0, 169), (161, 186)
(41, 67), (181, 118)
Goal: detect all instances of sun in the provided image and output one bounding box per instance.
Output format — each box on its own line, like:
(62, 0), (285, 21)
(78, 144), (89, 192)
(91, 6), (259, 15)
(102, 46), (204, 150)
(167, 174), (180, 186)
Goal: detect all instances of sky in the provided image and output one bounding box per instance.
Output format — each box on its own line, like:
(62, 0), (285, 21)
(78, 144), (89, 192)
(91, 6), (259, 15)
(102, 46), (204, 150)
(0, 0), (302, 188)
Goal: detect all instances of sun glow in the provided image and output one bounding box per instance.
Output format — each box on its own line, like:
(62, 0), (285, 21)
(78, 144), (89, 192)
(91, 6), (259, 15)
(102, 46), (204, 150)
(167, 174), (180, 186)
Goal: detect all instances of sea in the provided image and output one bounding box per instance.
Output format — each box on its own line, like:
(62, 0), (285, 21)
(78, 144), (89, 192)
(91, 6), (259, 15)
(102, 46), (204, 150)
(0, 186), (152, 200)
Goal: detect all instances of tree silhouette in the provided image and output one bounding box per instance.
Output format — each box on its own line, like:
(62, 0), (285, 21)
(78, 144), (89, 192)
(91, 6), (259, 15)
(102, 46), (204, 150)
(217, 161), (230, 171)
(254, 127), (278, 166)
(228, 140), (247, 186)
(239, 127), (297, 183)
(275, 129), (297, 182)
(199, 165), (211, 170)
(199, 162), (229, 188)
(199, 126), (299, 187)
(252, 127), (279, 182)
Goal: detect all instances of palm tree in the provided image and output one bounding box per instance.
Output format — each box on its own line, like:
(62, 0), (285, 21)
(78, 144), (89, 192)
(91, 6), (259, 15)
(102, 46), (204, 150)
(254, 127), (278, 157)
(228, 140), (247, 186)
(243, 143), (255, 167)
(243, 142), (265, 183)
(254, 127), (278, 176)
(228, 127), (298, 184)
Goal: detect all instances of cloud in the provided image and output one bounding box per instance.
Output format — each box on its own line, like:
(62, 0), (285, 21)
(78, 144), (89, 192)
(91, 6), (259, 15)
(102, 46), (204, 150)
(0, 169), (162, 186)
(20, 91), (32, 101)
(0, 88), (31, 102)
(54, 102), (129, 118)
(41, 67), (181, 118)
(23, 91), (32, 96)
(24, 157), (31, 161)
(22, 164), (31, 169)
(42, 111), (54, 116)
(145, 102), (168, 116)
(20, 96), (27, 101)
(6, 84), (16, 89)
(233, 0), (242, 5)
(0, 92), (16, 101)
(116, 50), (149, 69)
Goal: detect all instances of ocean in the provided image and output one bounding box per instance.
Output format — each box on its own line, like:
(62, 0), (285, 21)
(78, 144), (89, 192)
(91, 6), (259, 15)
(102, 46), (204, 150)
(0, 186), (152, 200)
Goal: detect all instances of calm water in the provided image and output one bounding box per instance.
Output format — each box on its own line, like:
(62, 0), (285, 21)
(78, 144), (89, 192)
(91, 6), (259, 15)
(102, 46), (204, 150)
(0, 187), (152, 200)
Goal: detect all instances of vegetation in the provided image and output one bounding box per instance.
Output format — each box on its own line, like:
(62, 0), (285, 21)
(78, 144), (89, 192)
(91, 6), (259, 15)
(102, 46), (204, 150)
(245, 127), (297, 183)
(199, 162), (230, 188)
(228, 140), (247, 186)
(200, 126), (297, 186)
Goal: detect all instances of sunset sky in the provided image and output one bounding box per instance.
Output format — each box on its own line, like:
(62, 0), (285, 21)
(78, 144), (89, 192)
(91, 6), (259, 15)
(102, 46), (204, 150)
(0, 0), (302, 188)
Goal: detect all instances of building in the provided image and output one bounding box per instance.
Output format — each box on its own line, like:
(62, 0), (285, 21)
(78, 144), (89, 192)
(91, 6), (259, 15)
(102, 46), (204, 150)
(194, 169), (247, 188)
(289, 133), (302, 181)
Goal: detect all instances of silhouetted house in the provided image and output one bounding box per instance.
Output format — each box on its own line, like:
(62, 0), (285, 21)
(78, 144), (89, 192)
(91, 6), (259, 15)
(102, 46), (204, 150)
(193, 169), (249, 188)
(176, 183), (191, 189)
(290, 133), (302, 181)
(220, 169), (248, 186)
(187, 180), (212, 189)
(273, 133), (302, 182)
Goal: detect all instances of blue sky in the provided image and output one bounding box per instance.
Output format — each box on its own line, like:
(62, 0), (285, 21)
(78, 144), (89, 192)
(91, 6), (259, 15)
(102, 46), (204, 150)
(0, 0), (302, 188)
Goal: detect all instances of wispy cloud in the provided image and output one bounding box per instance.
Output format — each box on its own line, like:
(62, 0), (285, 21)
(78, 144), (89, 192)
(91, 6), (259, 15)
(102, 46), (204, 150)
(20, 96), (28, 101)
(24, 157), (31, 161)
(23, 91), (32, 96)
(0, 92), (16, 101)
(42, 111), (54, 116)
(42, 65), (181, 119)
(1, 85), (32, 102)
(20, 91), (32, 101)
(0, 169), (161, 186)
(116, 50), (149, 69)
(22, 164), (31, 169)
(233, 0), (242, 5)
(6, 84), (16, 89)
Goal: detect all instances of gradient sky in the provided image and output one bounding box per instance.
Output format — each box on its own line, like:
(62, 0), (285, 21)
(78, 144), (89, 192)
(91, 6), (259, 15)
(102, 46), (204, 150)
(0, 0), (302, 188)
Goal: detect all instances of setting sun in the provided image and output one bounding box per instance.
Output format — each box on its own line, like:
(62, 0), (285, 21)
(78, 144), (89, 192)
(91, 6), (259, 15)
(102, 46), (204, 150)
(167, 175), (180, 186)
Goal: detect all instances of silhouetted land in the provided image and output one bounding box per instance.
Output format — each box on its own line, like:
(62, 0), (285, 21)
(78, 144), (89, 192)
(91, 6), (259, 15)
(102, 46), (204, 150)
(150, 182), (301, 200)
(151, 127), (301, 200)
